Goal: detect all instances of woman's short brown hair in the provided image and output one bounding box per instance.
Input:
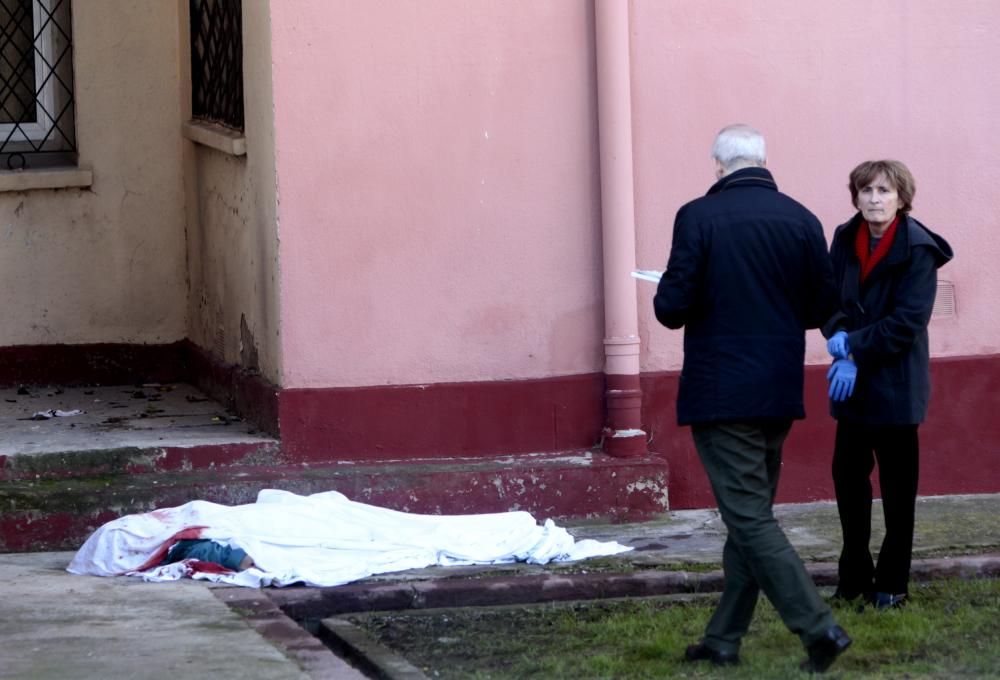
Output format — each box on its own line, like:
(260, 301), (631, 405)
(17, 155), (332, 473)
(848, 160), (915, 213)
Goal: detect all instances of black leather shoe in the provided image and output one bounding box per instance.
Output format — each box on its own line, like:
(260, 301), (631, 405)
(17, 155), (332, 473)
(684, 641), (739, 666)
(801, 625), (852, 673)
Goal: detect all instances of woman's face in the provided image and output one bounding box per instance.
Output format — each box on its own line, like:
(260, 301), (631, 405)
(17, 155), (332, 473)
(856, 173), (902, 230)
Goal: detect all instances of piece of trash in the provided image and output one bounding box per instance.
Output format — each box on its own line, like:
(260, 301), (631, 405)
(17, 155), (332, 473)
(132, 390), (147, 399)
(30, 409), (85, 420)
(185, 395), (209, 403)
(84, 390), (94, 395)
(5, 399), (16, 403)
(16, 386), (30, 396)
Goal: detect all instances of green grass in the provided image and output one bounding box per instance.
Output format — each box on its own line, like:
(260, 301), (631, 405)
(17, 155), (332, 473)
(350, 578), (1000, 678)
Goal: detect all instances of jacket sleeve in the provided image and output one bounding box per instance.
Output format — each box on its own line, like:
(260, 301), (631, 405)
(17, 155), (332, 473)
(804, 220), (838, 331)
(846, 247), (938, 362)
(821, 311), (849, 339)
(820, 229), (848, 338)
(653, 207), (703, 329)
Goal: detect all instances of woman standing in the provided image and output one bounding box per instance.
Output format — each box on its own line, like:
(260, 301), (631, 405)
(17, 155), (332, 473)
(824, 160), (952, 609)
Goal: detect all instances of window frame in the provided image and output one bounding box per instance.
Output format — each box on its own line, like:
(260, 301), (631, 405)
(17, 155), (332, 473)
(0, 0), (76, 168)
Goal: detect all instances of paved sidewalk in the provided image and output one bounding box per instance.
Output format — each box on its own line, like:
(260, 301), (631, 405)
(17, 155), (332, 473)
(1, 493), (998, 680)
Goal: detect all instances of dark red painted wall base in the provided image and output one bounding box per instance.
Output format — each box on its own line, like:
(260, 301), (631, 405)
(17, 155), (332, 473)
(278, 374), (606, 461)
(2, 341), (996, 512)
(642, 354), (1000, 509)
(184, 341), (280, 436)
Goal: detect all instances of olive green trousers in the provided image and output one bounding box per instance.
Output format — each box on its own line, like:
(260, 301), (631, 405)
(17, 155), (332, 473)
(692, 420), (835, 654)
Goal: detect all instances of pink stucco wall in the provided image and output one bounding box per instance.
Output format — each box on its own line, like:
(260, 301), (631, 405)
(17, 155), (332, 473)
(272, 1), (999, 389)
(633, 0), (999, 370)
(272, 1), (603, 388)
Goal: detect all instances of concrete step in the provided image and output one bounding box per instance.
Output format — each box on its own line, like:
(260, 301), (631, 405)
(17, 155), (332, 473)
(1, 449), (670, 552)
(0, 383), (671, 552)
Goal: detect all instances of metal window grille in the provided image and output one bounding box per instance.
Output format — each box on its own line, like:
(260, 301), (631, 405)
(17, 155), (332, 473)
(190, 0), (243, 132)
(0, 0), (75, 170)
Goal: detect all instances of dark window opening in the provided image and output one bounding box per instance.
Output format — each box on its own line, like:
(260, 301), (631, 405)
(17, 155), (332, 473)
(190, 0), (243, 132)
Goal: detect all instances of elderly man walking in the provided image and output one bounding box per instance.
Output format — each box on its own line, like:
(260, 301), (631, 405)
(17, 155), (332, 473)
(654, 124), (851, 673)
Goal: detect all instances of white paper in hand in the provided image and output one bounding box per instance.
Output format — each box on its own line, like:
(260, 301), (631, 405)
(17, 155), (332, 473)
(631, 269), (664, 284)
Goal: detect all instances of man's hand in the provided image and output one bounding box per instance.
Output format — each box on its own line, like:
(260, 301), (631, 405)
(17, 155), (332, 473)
(827, 330), (850, 360)
(827, 359), (857, 402)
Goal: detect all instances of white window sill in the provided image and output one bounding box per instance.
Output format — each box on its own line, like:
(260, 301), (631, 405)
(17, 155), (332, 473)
(183, 120), (246, 156)
(0, 166), (93, 192)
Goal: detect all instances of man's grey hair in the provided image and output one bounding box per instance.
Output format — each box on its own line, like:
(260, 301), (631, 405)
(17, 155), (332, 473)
(711, 124), (766, 172)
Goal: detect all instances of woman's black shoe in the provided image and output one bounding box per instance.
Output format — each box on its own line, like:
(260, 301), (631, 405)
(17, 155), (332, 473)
(684, 641), (739, 666)
(801, 625), (852, 673)
(873, 592), (907, 610)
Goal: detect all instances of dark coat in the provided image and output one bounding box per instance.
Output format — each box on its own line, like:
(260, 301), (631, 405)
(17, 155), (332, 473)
(654, 167), (837, 425)
(823, 213), (953, 425)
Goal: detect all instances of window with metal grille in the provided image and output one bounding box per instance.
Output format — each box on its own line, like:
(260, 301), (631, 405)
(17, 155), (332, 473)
(190, 0), (243, 132)
(0, 0), (75, 170)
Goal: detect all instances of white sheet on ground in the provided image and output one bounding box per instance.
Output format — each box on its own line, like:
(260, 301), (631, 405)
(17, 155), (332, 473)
(67, 489), (632, 588)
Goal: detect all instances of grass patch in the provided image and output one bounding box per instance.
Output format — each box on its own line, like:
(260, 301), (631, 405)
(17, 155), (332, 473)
(349, 578), (999, 678)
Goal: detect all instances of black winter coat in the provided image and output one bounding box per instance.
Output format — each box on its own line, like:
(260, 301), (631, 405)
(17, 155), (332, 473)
(823, 213), (953, 425)
(654, 167), (837, 425)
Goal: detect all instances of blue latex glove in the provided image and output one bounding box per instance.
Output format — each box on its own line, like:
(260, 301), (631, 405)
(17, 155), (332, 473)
(827, 330), (850, 360)
(827, 359), (857, 402)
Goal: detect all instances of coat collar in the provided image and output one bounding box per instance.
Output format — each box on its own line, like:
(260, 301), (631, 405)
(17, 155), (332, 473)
(838, 212), (912, 285)
(706, 167), (778, 195)
(840, 212), (911, 262)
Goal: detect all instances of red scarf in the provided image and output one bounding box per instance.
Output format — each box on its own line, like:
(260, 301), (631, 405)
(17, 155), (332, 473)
(854, 215), (899, 283)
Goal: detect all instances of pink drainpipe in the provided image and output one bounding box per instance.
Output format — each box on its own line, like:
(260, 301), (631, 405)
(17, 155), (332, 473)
(594, 0), (647, 458)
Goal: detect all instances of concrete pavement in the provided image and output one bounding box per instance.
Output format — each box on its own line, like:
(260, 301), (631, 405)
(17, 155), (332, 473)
(1, 493), (998, 679)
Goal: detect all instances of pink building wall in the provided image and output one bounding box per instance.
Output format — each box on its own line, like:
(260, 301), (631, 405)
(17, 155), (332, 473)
(632, 0), (999, 371)
(272, 1), (604, 389)
(1, 2), (994, 527)
(273, 1), (999, 391)
(264, 1), (999, 504)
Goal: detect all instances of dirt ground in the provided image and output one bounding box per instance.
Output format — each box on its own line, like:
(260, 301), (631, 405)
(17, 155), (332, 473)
(345, 597), (690, 678)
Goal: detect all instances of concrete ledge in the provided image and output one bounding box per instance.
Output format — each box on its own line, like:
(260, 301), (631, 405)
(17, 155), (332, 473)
(267, 555), (1000, 621)
(0, 166), (92, 192)
(319, 617), (426, 680)
(215, 588), (367, 679)
(183, 119), (247, 156)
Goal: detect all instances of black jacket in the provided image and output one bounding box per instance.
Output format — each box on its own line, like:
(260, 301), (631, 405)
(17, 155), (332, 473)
(654, 167), (836, 425)
(823, 213), (953, 424)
